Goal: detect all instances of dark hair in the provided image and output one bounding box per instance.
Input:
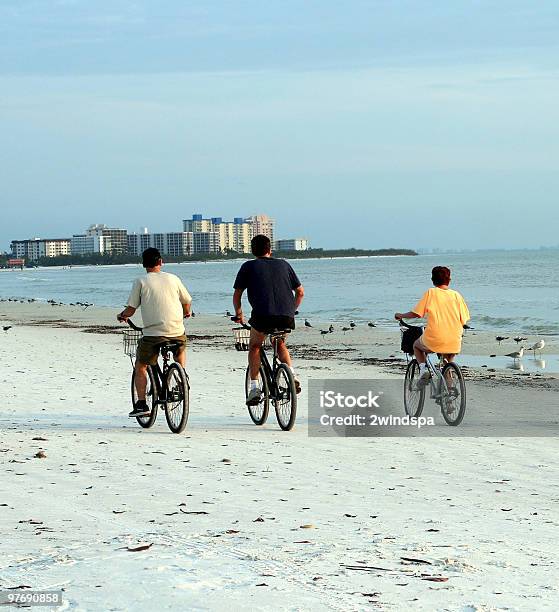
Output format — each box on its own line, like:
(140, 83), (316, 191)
(432, 266), (451, 286)
(142, 247), (162, 268)
(251, 234), (271, 257)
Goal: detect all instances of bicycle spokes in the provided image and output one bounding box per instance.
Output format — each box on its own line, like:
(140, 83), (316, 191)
(274, 365), (297, 431)
(164, 364), (190, 434)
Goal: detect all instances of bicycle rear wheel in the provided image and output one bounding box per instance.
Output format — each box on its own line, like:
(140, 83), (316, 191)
(131, 366), (158, 428)
(245, 365), (270, 425)
(165, 364), (190, 434)
(274, 364), (297, 431)
(404, 359), (426, 418)
(440, 362), (466, 426)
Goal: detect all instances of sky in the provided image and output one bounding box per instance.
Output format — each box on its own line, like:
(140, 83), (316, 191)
(2, 0), (559, 251)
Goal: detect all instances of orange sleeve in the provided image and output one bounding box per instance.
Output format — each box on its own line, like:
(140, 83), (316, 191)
(412, 290), (430, 318)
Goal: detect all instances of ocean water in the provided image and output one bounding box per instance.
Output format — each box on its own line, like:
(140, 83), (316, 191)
(1, 249), (558, 335)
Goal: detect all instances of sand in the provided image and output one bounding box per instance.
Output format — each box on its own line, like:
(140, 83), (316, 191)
(1, 302), (559, 611)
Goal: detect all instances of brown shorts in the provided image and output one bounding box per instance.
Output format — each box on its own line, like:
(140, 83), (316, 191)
(137, 335), (186, 366)
(417, 334), (433, 353)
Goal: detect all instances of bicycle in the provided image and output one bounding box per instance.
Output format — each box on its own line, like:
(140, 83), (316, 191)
(122, 320), (190, 434)
(399, 319), (466, 426)
(232, 320), (297, 431)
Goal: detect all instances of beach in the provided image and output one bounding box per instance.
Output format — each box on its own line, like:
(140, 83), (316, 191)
(1, 302), (559, 610)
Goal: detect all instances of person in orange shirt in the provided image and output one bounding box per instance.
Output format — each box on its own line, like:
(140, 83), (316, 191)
(395, 266), (470, 386)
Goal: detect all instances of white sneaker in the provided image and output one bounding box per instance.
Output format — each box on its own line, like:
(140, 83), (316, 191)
(246, 387), (262, 406)
(416, 369), (431, 388)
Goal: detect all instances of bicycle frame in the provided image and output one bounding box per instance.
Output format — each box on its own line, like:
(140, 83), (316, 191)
(148, 348), (176, 405)
(423, 353), (447, 400)
(259, 333), (286, 399)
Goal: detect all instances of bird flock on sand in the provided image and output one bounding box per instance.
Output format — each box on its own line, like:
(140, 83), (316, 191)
(1, 300), (552, 367)
(227, 311), (549, 360)
(0, 297), (93, 309)
(297, 316), (548, 364)
(493, 336), (545, 361)
(303, 319), (377, 337)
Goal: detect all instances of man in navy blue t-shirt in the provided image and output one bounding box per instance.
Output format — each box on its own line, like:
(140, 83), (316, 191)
(233, 235), (305, 405)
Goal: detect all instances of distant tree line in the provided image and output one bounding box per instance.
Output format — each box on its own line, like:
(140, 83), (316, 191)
(12, 247), (416, 268)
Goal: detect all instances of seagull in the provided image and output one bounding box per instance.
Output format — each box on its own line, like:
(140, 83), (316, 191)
(328, 325), (334, 333)
(320, 329), (330, 336)
(495, 336), (509, 345)
(3, 326), (12, 333)
(226, 310), (233, 317)
(342, 326), (353, 333)
(368, 321), (376, 328)
(349, 321), (356, 328)
(304, 319), (312, 328)
(505, 347), (525, 360)
(514, 336), (527, 345)
(528, 339), (545, 357)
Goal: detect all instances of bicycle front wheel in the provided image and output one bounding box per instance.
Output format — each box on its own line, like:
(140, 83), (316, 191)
(165, 364), (190, 434)
(274, 364), (297, 431)
(440, 362), (466, 426)
(404, 359), (426, 418)
(245, 365), (270, 425)
(131, 366), (158, 428)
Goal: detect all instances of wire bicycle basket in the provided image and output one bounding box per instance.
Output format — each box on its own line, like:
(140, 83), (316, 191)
(232, 327), (271, 351)
(233, 327), (250, 351)
(123, 329), (142, 357)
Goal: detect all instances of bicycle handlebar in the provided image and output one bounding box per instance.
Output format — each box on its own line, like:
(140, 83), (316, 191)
(231, 316), (251, 330)
(398, 318), (471, 331)
(398, 318), (420, 329)
(126, 319), (143, 332)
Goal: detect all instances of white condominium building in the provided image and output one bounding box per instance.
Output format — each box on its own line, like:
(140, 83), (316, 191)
(127, 230), (194, 257)
(71, 234), (112, 255)
(86, 224), (128, 254)
(11, 238), (71, 261)
(275, 238), (310, 252)
(192, 231), (221, 255)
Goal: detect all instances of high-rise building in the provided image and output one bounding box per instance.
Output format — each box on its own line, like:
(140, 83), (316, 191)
(127, 230), (194, 257)
(10, 238), (71, 261)
(213, 218), (252, 253)
(127, 228), (151, 256)
(71, 234), (112, 255)
(193, 231), (221, 254)
(182, 214), (213, 233)
(86, 224), (128, 254)
(182, 214), (253, 253)
(246, 214), (275, 245)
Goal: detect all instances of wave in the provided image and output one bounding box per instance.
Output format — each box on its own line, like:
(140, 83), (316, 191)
(475, 315), (559, 335)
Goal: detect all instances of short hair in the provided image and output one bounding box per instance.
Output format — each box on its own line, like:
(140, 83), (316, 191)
(142, 247), (162, 268)
(432, 266), (451, 286)
(251, 234), (271, 257)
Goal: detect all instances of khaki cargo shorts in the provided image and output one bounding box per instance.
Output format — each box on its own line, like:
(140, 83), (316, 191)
(137, 334), (187, 366)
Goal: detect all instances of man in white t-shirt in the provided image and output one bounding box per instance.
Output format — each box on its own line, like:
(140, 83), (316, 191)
(118, 248), (192, 417)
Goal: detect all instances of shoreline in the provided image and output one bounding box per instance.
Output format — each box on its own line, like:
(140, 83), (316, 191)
(2, 292), (559, 339)
(1, 301), (557, 381)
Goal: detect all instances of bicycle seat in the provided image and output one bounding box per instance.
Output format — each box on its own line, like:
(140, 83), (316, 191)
(157, 340), (183, 352)
(269, 328), (292, 336)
